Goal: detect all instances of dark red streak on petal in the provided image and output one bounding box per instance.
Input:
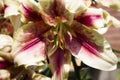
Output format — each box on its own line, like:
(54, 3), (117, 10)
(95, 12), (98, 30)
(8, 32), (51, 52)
(22, 4), (42, 21)
(76, 33), (100, 56)
(19, 37), (42, 52)
(75, 15), (102, 26)
(52, 48), (64, 75)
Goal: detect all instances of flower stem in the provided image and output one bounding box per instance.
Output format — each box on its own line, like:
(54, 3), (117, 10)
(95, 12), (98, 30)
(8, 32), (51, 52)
(72, 56), (81, 80)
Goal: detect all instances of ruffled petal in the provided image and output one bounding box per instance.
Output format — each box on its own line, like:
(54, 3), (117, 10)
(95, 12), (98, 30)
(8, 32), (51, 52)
(49, 48), (70, 80)
(12, 22), (50, 66)
(65, 21), (118, 71)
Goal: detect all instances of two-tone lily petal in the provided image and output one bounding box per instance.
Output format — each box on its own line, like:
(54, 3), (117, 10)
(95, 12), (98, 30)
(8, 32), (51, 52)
(3, 0), (21, 30)
(19, 0), (42, 22)
(38, 0), (74, 26)
(75, 8), (111, 34)
(65, 21), (118, 71)
(48, 48), (70, 80)
(12, 22), (50, 66)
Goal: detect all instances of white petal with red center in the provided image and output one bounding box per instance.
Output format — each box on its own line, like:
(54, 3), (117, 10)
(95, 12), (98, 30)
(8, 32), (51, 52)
(14, 37), (46, 66)
(75, 8), (111, 34)
(65, 21), (118, 71)
(20, 0), (41, 22)
(12, 22), (50, 66)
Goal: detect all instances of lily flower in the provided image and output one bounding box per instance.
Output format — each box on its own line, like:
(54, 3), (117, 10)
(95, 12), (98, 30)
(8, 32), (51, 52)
(96, 0), (120, 11)
(1, 0), (119, 80)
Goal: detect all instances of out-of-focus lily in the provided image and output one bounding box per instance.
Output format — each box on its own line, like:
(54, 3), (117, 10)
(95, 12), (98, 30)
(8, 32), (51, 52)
(0, 70), (10, 80)
(3, 0), (21, 30)
(0, 34), (12, 80)
(0, 34), (13, 61)
(96, 0), (120, 11)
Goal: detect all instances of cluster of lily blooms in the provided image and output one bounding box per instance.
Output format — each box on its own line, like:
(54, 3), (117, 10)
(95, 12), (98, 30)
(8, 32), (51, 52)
(0, 0), (120, 80)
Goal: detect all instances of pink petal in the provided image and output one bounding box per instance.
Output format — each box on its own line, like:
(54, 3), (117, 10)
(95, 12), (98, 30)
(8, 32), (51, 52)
(13, 37), (46, 66)
(12, 22), (50, 66)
